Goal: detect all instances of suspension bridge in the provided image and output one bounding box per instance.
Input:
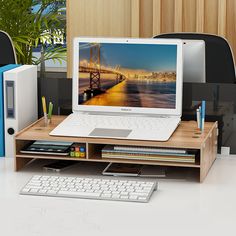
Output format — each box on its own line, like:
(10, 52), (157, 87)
(79, 43), (127, 96)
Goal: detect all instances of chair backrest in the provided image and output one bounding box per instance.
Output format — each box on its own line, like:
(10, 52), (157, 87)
(0, 30), (17, 66)
(154, 33), (236, 84)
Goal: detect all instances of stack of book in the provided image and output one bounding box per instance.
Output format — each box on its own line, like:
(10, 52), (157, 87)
(102, 145), (197, 163)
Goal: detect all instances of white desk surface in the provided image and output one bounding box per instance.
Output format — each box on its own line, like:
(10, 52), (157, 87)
(0, 156), (236, 236)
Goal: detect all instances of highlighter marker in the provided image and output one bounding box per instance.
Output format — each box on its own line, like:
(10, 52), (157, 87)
(42, 96), (48, 124)
(48, 102), (53, 121)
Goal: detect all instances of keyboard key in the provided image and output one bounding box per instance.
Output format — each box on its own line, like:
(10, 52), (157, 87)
(27, 182), (41, 186)
(130, 192), (149, 197)
(39, 190), (47, 194)
(30, 189), (39, 193)
(103, 190), (111, 194)
(138, 197), (148, 201)
(129, 196), (138, 200)
(32, 175), (41, 180)
(22, 188), (30, 193)
(58, 191), (101, 197)
(47, 190), (58, 194)
(120, 196), (129, 199)
(85, 190), (94, 193)
(102, 193), (111, 198)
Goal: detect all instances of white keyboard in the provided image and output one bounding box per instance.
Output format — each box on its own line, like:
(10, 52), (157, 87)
(20, 175), (157, 203)
(73, 114), (176, 130)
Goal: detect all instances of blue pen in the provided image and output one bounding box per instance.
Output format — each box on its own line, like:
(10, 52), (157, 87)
(201, 101), (206, 131)
(199, 106), (202, 130)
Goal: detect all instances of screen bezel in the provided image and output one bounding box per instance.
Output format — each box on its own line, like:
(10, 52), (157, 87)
(73, 37), (183, 116)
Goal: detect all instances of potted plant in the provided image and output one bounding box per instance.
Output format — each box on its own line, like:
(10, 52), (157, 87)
(0, 0), (66, 71)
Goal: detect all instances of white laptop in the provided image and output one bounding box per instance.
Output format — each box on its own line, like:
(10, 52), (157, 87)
(50, 37), (183, 141)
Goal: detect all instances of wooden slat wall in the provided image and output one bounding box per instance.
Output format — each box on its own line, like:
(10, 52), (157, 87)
(226, 0), (236, 58)
(152, 0), (228, 35)
(66, 0), (139, 78)
(204, 0), (218, 34)
(67, 0), (236, 77)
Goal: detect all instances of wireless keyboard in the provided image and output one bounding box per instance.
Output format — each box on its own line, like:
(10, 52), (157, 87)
(20, 175), (157, 203)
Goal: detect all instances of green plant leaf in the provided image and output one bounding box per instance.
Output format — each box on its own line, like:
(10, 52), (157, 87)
(0, 0), (66, 65)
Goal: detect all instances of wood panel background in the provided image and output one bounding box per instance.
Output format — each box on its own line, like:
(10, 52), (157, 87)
(67, 0), (236, 78)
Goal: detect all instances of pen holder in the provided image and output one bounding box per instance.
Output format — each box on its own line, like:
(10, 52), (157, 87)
(47, 118), (52, 125)
(43, 114), (51, 126)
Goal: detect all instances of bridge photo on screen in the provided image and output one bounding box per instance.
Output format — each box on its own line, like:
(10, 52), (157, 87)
(78, 42), (177, 109)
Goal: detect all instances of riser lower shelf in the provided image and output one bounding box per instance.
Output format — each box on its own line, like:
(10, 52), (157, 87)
(15, 154), (200, 168)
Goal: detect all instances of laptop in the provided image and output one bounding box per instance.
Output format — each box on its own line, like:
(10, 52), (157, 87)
(50, 37), (183, 141)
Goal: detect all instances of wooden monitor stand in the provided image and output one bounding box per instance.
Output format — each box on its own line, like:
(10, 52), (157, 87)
(14, 116), (218, 182)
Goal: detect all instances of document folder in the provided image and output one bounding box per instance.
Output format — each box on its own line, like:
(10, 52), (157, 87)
(4, 65), (38, 158)
(0, 64), (19, 157)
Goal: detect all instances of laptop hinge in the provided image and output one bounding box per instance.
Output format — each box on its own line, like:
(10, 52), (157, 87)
(77, 111), (179, 119)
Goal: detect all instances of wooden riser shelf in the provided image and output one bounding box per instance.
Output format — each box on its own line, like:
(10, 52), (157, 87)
(14, 116), (218, 182)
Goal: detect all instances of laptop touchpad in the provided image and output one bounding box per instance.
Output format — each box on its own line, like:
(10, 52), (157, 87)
(89, 128), (132, 138)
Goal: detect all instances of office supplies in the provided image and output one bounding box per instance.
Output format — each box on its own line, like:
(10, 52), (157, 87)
(101, 145), (197, 163)
(42, 96), (47, 124)
(20, 174), (157, 203)
(69, 143), (86, 157)
(196, 108), (200, 128)
(79, 147), (86, 158)
(4, 65), (38, 158)
(113, 145), (187, 154)
(43, 161), (77, 172)
(103, 163), (166, 178)
(70, 146), (75, 156)
(102, 163), (142, 177)
(47, 102), (53, 122)
(50, 37), (183, 141)
(139, 165), (166, 178)
(20, 141), (73, 156)
(199, 106), (202, 129)
(201, 100), (206, 131)
(0, 64), (20, 157)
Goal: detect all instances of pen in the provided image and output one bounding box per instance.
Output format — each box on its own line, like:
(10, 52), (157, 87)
(48, 102), (53, 121)
(196, 108), (200, 129)
(42, 96), (47, 123)
(201, 101), (206, 132)
(199, 106), (202, 130)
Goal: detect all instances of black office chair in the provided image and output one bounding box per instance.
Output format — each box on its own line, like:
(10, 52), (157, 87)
(0, 30), (17, 66)
(153, 33), (236, 84)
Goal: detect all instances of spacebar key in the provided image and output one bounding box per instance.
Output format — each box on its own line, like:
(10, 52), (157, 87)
(58, 191), (101, 198)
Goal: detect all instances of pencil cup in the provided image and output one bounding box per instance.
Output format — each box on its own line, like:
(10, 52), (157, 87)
(43, 114), (48, 126)
(47, 118), (52, 125)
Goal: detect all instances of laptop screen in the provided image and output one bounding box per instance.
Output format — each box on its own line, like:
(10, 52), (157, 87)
(77, 42), (177, 109)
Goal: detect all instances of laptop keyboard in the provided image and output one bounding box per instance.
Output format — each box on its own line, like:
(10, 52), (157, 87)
(74, 114), (176, 130)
